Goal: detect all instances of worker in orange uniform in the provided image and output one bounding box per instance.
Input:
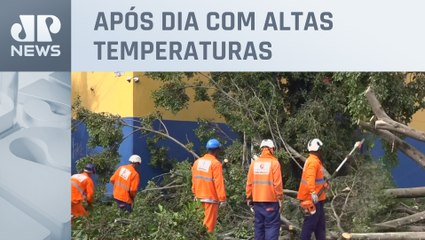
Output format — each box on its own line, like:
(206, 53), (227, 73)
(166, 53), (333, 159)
(192, 138), (227, 233)
(297, 138), (327, 240)
(246, 139), (283, 240)
(110, 154), (141, 213)
(71, 163), (95, 219)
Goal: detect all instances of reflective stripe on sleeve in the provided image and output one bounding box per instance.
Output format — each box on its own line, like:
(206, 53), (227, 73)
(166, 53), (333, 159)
(199, 198), (219, 203)
(71, 181), (85, 197)
(114, 181), (130, 192)
(301, 178), (325, 185)
(252, 180), (272, 185)
(315, 178), (325, 184)
(194, 175), (213, 182)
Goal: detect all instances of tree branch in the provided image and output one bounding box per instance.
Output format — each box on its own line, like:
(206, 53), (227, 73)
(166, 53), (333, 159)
(384, 186), (425, 198)
(280, 215), (300, 232)
(272, 117), (303, 170)
(283, 189), (298, 198)
(342, 232), (425, 240)
(403, 225), (425, 232)
(122, 120), (200, 159)
(331, 192), (345, 233)
(364, 86), (391, 120)
(141, 184), (186, 192)
(358, 120), (425, 168)
(374, 210), (425, 230)
(365, 86), (425, 142)
(280, 141), (331, 179)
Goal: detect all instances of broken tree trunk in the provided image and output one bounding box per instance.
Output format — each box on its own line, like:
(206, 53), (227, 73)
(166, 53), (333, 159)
(365, 86), (425, 142)
(384, 186), (425, 198)
(375, 210), (425, 230)
(375, 119), (425, 142)
(342, 232), (425, 239)
(358, 121), (425, 168)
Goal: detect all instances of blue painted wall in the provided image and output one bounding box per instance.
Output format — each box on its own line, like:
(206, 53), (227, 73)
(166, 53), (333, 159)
(370, 137), (425, 187)
(72, 118), (238, 195)
(73, 119), (425, 191)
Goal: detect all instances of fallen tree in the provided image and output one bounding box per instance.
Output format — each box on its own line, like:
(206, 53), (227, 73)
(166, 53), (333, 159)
(358, 120), (425, 168)
(362, 85), (425, 169)
(374, 210), (425, 230)
(384, 186), (425, 198)
(72, 73), (425, 239)
(342, 231), (425, 239)
(365, 86), (425, 142)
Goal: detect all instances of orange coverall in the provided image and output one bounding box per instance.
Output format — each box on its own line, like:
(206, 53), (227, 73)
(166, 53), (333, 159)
(192, 153), (226, 232)
(110, 164), (140, 205)
(71, 172), (94, 217)
(297, 153), (326, 201)
(246, 149), (283, 202)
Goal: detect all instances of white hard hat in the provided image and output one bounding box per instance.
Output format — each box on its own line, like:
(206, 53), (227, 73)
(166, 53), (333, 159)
(307, 138), (323, 152)
(260, 139), (275, 149)
(129, 154), (142, 163)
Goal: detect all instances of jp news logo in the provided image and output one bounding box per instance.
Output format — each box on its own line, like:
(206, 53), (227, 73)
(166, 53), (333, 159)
(10, 15), (61, 57)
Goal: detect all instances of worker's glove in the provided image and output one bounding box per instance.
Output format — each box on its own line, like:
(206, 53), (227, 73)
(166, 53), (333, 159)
(324, 182), (330, 190)
(86, 203), (93, 211)
(310, 192), (319, 204)
(219, 201), (227, 208)
(278, 200), (283, 209)
(246, 200), (253, 208)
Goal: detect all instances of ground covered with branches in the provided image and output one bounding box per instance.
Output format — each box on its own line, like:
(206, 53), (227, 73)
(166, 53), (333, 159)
(72, 151), (425, 240)
(72, 72), (425, 239)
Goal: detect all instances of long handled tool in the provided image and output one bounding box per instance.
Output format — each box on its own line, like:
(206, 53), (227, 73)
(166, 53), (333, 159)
(301, 139), (365, 216)
(317, 139), (364, 197)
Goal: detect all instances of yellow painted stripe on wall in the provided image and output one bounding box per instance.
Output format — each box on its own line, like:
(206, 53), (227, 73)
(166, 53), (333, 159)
(405, 73), (425, 131)
(72, 72), (225, 122)
(410, 110), (425, 131)
(133, 73), (224, 122)
(71, 72), (135, 117)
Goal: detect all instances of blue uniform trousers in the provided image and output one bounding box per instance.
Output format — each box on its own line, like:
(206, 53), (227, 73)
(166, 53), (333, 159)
(115, 199), (132, 213)
(301, 201), (326, 240)
(253, 202), (280, 240)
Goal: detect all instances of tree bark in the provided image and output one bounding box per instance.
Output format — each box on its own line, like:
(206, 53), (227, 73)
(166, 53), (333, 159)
(375, 119), (425, 142)
(384, 187), (425, 198)
(358, 121), (425, 168)
(342, 232), (425, 239)
(280, 215), (300, 232)
(403, 225), (425, 232)
(394, 206), (418, 215)
(365, 86), (425, 142)
(375, 210), (425, 230)
(283, 189), (298, 198)
(284, 143), (306, 162)
(364, 86), (391, 120)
